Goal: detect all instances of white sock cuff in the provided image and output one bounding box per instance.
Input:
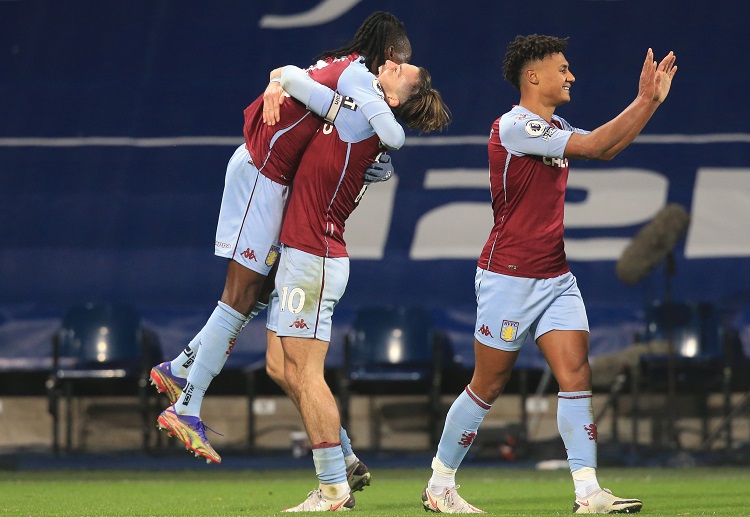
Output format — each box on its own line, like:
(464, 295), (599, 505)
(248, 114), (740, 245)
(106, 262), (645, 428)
(572, 466), (597, 480)
(320, 481), (350, 500)
(431, 456), (457, 476)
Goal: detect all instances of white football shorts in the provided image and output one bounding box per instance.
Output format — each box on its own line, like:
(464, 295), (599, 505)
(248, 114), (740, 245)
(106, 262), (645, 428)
(214, 144), (289, 275)
(269, 246), (349, 342)
(474, 268), (589, 351)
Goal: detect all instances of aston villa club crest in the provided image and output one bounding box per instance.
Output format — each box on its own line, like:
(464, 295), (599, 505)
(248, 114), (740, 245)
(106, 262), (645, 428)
(500, 320), (519, 342)
(265, 245), (280, 267)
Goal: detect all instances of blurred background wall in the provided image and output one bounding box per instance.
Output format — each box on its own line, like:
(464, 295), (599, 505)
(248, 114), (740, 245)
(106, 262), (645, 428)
(1, 0), (748, 372)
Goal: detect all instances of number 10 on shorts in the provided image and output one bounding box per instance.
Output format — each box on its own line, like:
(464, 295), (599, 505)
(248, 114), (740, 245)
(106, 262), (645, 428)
(280, 286), (305, 314)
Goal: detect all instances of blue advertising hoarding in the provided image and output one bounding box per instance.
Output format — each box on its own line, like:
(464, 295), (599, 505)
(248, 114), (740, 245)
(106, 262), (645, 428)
(1, 0), (748, 370)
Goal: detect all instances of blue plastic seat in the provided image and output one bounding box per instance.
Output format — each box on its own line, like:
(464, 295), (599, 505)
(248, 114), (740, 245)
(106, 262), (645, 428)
(47, 303), (162, 453)
(635, 300), (728, 448)
(338, 306), (446, 450)
(55, 303), (143, 372)
(643, 301), (723, 360)
(638, 300), (725, 393)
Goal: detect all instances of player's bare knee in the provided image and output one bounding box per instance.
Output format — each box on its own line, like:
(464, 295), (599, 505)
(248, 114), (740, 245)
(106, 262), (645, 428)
(470, 370), (511, 404)
(266, 361), (285, 386)
(556, 365), (592, 392)
(221, 288), (262, 316)
(222, 263), (267, 314)
(470, 378), (506, 404)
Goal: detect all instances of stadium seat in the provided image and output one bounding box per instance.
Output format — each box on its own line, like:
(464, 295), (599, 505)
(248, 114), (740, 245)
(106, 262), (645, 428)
(47, 303), (162, 453)
(633, 300), (730, 448)
(643, 301), (723, 360)
(337, 306), (447, 450)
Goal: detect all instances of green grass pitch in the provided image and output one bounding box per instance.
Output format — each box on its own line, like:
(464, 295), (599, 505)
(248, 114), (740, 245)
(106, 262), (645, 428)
(1, 467), (749, 516)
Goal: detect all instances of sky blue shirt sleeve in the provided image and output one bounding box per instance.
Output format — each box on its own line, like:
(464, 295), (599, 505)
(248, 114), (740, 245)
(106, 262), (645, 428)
(498, 114), (588, 159)
(335, 61), (404, 149)
(280, 65), (335, 118)
(281, 60), (404, 148)
(368, 112), (404, 149)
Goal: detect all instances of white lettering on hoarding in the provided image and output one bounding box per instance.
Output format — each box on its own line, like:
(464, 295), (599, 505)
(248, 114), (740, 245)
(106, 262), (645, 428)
(346, 167), (750, 261)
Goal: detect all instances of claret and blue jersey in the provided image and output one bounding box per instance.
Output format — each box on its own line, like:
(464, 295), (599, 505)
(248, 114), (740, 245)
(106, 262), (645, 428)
(281, 59), (399, 259)
(480, 105), (589, 279)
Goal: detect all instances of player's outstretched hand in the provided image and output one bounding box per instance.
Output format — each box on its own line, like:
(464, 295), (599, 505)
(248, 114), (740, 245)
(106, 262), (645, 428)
(637, 48), (658, 102)
(653, 51), (677, 104)
(364, 154), (394, 185)
(263, 72), (286, 126)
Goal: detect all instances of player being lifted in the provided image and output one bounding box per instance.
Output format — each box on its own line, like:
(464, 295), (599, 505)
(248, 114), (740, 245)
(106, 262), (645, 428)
(150, 14), (410, 491)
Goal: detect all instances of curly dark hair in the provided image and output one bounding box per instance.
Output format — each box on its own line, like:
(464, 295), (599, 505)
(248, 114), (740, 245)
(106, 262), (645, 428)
(502, 34), (569, 91)
(314, 11), (412, 74)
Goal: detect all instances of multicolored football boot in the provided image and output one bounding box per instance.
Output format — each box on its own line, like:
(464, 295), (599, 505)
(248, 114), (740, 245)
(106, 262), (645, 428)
(156, 405), (221, 464)
(149, 362), (187, 404)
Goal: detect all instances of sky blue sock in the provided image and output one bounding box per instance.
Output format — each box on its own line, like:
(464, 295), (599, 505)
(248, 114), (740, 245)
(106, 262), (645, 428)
(175, 302), (246, 416)
(435, 386), (490, 469)
(339, 427), (353, 459)
(170, 333), (200, 378)
(557, 391), (597, 472)
(312, 443), (347, 485)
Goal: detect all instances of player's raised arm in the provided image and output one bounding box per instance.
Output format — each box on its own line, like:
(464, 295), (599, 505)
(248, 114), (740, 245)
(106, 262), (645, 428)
(276, 65), (340, 121)
(653, 51), (677, 104)
(282, 62), (407, 149)
(264, 64), (359, 127)
(595, 50), (677, 159)
(564, 49), (677, 161)
(334, 60), (407, 149)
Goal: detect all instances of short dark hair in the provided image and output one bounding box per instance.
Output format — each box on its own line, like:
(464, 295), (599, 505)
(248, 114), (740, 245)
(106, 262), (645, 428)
(314, 11), (412, 74)
(502, 34), (569, 91)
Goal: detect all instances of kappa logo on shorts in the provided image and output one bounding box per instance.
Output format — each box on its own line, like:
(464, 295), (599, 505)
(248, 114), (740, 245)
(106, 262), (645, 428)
(478, 324), (493, 337)
(241, 248), (257, 261)
(289, 318), (310, 329)
(265, 245), (280, 267)
(500, 320), (519, 342)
